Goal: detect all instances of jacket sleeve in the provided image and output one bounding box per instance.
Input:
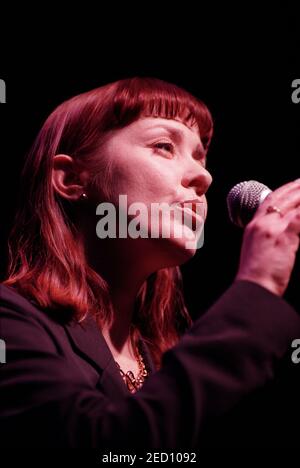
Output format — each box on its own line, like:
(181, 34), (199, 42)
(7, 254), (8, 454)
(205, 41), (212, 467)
(0, 280), (299, 448)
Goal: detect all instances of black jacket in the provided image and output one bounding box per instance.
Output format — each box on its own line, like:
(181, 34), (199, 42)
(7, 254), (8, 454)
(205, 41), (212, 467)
(0, 281), (299, 448)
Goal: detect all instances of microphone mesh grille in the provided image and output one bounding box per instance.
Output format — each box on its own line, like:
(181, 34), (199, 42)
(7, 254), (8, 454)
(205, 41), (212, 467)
(227, 180), (271, 227)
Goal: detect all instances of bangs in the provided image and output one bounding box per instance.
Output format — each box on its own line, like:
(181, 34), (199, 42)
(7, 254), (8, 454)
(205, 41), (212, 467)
(107, 77), (213, 150)
(46, 77), (213, 160)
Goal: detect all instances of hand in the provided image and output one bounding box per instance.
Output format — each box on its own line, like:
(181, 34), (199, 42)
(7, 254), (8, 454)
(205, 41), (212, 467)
(236, 179), (300, 296)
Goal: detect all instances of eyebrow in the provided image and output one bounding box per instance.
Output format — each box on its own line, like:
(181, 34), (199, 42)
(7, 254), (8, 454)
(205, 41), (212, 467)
(144, 124), (206, 160)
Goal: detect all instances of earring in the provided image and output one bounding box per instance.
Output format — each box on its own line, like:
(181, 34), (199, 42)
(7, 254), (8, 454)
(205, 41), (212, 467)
(80, 192), (88, 200)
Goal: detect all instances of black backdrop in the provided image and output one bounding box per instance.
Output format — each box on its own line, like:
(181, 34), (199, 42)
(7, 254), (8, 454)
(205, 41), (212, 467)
(1, 3), (299, 317)
(0, 1), (300, 452)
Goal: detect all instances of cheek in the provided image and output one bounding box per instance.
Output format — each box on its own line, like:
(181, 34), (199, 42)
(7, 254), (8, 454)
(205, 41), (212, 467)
(112, 156), (179, 205)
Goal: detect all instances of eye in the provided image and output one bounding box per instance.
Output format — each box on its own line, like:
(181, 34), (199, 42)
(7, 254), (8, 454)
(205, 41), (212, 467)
(152, 141), (175, 155)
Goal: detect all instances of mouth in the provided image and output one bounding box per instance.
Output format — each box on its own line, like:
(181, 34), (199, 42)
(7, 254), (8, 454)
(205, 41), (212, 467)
(177, 199), (205, 219)
(174, 199), (205, 230)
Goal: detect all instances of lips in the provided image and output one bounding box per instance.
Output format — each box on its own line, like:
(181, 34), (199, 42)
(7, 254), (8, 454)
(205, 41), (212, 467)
(177, 199), (205, 219)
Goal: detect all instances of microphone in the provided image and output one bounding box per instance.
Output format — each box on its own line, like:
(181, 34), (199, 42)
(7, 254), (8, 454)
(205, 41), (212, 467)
(227, 180), (272, 227)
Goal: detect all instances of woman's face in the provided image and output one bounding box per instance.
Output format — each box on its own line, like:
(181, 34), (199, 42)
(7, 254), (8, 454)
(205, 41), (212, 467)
(91, 116), (213, 263)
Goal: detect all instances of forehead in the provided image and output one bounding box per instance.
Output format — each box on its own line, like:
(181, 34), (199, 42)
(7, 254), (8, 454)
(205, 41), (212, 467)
(124, 117), (203, 147)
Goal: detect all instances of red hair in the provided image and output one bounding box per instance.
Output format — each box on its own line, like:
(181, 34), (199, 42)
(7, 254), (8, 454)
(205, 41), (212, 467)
(3, 77), (213, 369)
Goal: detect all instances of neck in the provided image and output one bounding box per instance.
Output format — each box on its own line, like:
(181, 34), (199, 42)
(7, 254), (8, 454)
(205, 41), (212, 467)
(101, 286), (138, 359)
(80, 219), (174, 358)
(86, 237), (154, 359)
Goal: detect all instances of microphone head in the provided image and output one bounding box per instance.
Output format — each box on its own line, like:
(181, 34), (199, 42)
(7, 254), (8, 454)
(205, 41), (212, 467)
(227, 180), (271, 227)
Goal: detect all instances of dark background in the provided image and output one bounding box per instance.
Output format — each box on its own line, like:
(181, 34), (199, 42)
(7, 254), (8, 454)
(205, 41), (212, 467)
(0, 2), (299, 317)
(0, 1), (300, 450)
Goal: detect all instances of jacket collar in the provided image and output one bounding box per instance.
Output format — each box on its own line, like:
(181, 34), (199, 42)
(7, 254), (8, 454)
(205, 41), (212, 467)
(64, 315), (113, 373)
(1, 284), (156, 396)
(63, 315), (156, 395)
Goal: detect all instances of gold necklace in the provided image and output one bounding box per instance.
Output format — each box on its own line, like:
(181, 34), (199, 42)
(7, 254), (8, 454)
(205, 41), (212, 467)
(115, 345), (148, 393)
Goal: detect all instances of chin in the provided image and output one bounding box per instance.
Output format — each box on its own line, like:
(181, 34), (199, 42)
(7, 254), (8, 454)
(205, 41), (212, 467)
(153, 227), (202, 267)
(169, 220), (204, 253)
(171, 233), (200, 262)
(142, 219), (205, 268)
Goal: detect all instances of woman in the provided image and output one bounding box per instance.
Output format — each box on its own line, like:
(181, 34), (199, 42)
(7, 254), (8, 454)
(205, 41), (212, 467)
(1, 77), (300, 448)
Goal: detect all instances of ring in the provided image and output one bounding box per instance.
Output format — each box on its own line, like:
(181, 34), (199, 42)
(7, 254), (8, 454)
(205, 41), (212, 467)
(266, 205), (283, 216)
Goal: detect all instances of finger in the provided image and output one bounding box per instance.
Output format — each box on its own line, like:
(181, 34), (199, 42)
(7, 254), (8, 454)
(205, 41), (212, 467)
(257, 179), (300, 216)
(266, 189), (300, 217)
(271, 178), (300, 201)
(285, 206), (300, 235)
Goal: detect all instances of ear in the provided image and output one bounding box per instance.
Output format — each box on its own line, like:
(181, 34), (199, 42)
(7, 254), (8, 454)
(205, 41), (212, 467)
(52, 154), (89, 201)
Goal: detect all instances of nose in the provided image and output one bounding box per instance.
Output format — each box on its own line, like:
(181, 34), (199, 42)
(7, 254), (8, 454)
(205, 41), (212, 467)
(181, 162), (213, 196)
